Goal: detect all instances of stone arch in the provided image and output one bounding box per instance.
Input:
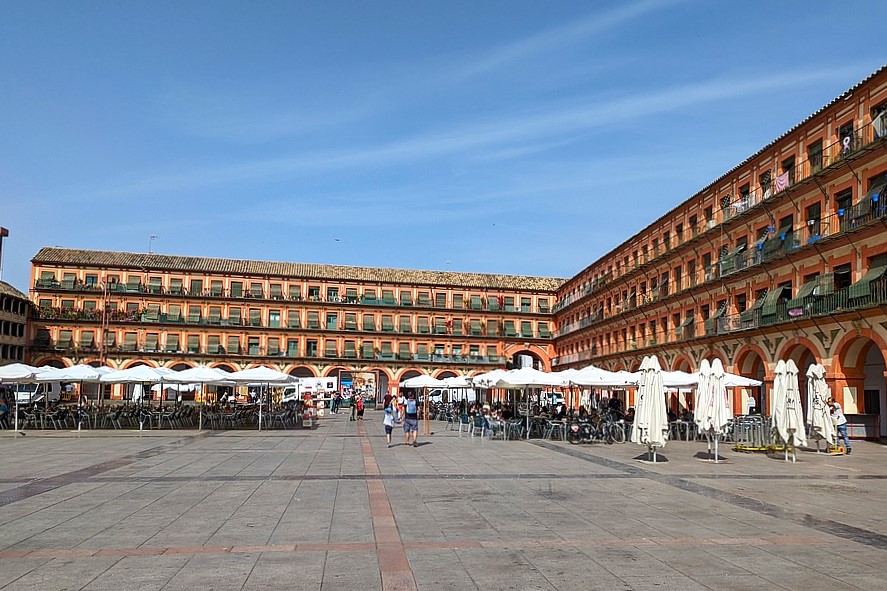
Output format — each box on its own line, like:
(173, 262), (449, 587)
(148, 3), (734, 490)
(778, 336), (825, 367)
(831, 330), (887, 429)
(733, 344), (770, 375)
(33, 357), (68, 369)
(671, 354), (694, 372)
(287, 366), (317, 378)
(123, 359), (156, 369)
(504, 345), (548, 371)
(397, 368), (423, 383)
(168, 362), (194, 371)
(435, 370), (458, 379)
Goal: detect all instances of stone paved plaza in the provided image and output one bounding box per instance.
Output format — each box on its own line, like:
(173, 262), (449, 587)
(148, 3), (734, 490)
(1, 412), (886, 590)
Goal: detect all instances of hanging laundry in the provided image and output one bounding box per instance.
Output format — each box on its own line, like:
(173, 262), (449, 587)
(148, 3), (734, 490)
(774, 171), (791, 192)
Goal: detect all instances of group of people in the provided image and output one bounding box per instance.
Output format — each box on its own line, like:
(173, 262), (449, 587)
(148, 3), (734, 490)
(381, 390), (420, 447)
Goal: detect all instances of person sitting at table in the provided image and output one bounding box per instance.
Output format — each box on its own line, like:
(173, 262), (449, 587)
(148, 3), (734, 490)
(624, 407), (635, 423)
(501, 404), (513, 420)
(667, 409), (678, 423)
(578, 405), (588, 418)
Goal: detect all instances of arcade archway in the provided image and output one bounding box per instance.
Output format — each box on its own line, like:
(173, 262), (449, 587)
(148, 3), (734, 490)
(834, 333), (887, 437)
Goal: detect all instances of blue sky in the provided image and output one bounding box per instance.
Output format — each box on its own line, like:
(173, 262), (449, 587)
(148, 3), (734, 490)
(2, 0), (886, 292)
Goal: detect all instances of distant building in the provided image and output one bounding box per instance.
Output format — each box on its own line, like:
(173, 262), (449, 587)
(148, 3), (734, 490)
(28, 248), (561, 400)
(0, 281), (28, 366)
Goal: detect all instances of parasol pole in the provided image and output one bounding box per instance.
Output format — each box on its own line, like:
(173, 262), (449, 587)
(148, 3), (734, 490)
(198, 385), (204, 431)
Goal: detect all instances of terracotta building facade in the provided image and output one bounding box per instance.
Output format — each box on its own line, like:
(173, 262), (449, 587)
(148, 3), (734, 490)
(0, 281), (28, 366)
(28, 248), (561, 399)
(553, 66), (887, 436)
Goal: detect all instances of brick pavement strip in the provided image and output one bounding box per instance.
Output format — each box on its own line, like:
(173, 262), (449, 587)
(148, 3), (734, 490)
(1, 414), (887, 590)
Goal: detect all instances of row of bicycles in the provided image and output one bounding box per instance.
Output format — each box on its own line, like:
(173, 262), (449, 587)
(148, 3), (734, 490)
(565, 410), (629, 444)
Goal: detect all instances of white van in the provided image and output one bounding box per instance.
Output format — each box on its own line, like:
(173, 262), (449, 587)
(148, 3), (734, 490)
(15, 382), (61, 405)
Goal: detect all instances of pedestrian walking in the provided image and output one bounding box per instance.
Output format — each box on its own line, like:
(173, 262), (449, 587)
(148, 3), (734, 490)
(828, 397), (852, 454)
(383, 407), (395, 447)
(356, 394), (365, 420)
(350, 394), (357, 421)
(403, 392), (419, 447)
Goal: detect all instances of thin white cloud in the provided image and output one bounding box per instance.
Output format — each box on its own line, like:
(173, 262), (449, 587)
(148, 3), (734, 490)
(452, 0), (682, 80)
(60, 63), (863, 203)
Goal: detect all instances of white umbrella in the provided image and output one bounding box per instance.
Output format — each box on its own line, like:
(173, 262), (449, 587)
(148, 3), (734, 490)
(772, 359), (807, 461)
(0, 363), (40, 435)
(571, 365), (638, 387)
(805, 363), (835, 451)
(227, 366), (295, 430)
(400, 374), (447, 388)
(495, 367), (567, 440)
(631, 355), (669, 461)
(695, 359), (732, 463)
(471, 369), (509, 388)
(442, 375), (471, 388)
(35, 364), (112, 432)
(100, 365), (171, 383)
(166, 365), (234, 430)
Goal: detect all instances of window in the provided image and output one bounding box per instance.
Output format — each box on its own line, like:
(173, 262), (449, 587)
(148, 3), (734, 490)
(504, 296), (515, 311)
(381, 289), (395, 304)
(327, 287), (339, 301)
(249, 308), (262, 327)
(85, 274), (98, 287)
(207, 306), (222, 324)
(381, 315), (394, 332)
(169, 278), (183, 295)
(269, 310), (281, 328)
(839, 120), (855, 156)
(452, 318), (463, 335)
(399, 316), (412, 333)
(363, 314), (375, 331)
(249, 282), (263, 298)
(207, 335), (221, 354)
(187, 306), (201, 323)
(417, 291), (431, 306)
(808, 139), (823, 172)
(781, 156), (795, 185)
(287, 339), (299, 357)
(324, 340), (337, 358)
(289, 284), (302, 300)
(452, 294), (463, 309)
(230, 281), (243, 297)
(344, 313), (357, 330)
(287, 310), (300, 329)
(210, 280), (223, 296)
(148, 276), (163, 294)
(400, 291), (413, 306)
(538, 298), (549, 313)
(417, 317), (429, 334)
(164, 333), (179, 352)
(248, 337), (260, 355)
(806, 202), (822, 239)
(190, 279), (203, 295)
(834, 263), (852, 290)
(227, 307), (241, 326)
(520, 297), (531, 312)
(326, 313), (337, 330)
(307, 311), (319, 329)
(306, 339), (318, 357)
(363, 288), (377, 300)
(227, 336), (241, 354)
(435, 292), (447, 308)
(270, 284), (283, 300)
(308, 286), (320, 300)
(187, 335), (200, 354)
(268, 338), (280, 356)
(835, 188), (853, 215)
(520, 320), (532, 337)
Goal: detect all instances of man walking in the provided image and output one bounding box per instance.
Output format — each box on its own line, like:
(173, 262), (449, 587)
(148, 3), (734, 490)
(403, 392), (419, 447)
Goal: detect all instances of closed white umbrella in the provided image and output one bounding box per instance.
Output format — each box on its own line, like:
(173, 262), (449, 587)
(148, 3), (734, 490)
(805, 363), (835, 451)
(696, 359), (733, 462)
(631, 355), (669, 461)
(772, 359), (807, 461)
(0, 363), (40, 435)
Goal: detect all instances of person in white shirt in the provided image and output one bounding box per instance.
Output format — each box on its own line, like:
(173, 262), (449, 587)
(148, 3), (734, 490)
(828, 397), (852, 454)
(746, 394), (757, 415)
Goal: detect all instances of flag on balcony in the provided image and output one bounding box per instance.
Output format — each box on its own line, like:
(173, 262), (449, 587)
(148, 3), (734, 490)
(774, 171), (790, 192)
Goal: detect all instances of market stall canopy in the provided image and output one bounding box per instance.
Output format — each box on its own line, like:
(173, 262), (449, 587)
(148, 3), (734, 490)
(400, 374), (447, 388)
(442, 375), (471, 388)
(470, 369), (509, 388)
(99, 365), (174, 383)
(570, 365), (638, 387)
(0, 363), (40, 382)
(34, 364), (113, 382)
(165, 365), (234, 385)
(227, 366), (297, 384)
(495, 367), (569, 388)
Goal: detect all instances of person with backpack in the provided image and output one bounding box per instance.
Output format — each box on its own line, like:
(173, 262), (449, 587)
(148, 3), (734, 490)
(403, 392), (419, 447)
